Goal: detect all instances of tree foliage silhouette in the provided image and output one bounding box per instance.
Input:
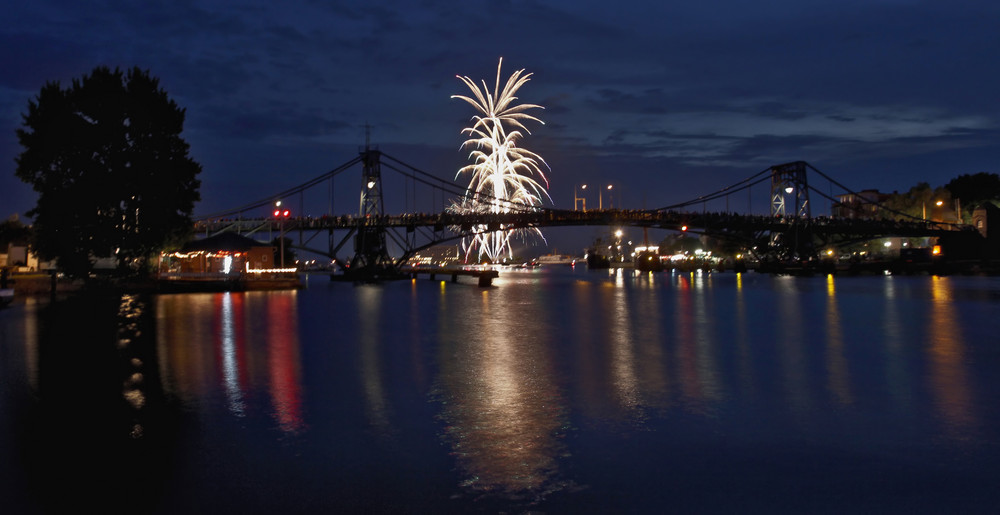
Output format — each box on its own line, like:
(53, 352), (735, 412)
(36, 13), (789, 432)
(945, 172), (1000, 215)
(15, 66), (201, 278)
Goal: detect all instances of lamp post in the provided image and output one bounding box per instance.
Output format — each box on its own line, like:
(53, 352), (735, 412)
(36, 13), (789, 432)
(922, 199), (944, 221)
(274, 201), (290, 268)
(600, 184), (613, 210)
(574, 184), (588, 211)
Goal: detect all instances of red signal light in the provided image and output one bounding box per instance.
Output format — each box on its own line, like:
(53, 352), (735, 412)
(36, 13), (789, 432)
(282, 210), (290, 218)
(681, 225), (688, 231)
(273, 210), (280, 217)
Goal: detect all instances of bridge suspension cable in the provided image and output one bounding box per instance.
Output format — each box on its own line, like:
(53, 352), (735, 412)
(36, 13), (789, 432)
(195, 150), (560, 223)
(653, 166), (774, 212)
(379, 152), (557, 214)
(803, 163), (963, 227)
(194, 155), (364, 220)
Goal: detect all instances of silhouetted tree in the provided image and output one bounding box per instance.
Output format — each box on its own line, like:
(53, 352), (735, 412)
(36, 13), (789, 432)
(945, 172), (1000, 221)
(879, 183), (953, 221)
(15, 66), (201, 278)
(0, 217), (32, 249)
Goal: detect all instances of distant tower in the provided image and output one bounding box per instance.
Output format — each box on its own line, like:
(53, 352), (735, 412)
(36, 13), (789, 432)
(350, 128), (396, 274)
(770, 161), (811, 218)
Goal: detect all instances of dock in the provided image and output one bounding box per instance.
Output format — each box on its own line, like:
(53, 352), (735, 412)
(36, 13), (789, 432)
(401, 266), (499, 287)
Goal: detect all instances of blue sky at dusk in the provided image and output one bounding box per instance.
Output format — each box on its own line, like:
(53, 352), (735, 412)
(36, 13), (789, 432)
(3, 1), (999, 251)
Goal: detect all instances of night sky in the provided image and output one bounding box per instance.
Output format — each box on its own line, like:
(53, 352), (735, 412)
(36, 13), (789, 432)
(3, 1), (999, 252)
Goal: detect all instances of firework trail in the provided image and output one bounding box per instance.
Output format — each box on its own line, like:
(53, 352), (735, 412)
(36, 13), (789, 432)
(450, 58), (551, 263)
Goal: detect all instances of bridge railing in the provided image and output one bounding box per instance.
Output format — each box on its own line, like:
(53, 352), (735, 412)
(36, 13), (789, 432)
(194, 209), (974, 239)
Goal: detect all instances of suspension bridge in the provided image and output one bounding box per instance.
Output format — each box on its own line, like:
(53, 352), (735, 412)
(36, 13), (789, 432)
(191, 146), (985, 280)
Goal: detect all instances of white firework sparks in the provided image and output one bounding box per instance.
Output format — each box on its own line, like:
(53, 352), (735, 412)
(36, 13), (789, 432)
(450, 58), (551, 263)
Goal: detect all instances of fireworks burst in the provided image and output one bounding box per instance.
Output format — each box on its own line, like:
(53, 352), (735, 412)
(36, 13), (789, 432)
(450, 58), (550, 263)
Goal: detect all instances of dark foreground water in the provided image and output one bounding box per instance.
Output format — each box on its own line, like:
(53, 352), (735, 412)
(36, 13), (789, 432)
(2, 268), (1000, 514)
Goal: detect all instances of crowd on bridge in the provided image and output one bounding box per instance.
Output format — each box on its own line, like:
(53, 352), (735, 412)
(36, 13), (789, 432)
(195, 208), (971, 237)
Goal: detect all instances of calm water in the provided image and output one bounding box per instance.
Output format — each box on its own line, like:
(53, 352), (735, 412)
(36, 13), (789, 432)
(2, 268), (999, 514)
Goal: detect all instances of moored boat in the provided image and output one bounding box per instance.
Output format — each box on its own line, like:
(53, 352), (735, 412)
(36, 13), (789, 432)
(634, 250), (664, 272)
(536, 253), (576, 266)
(585, 248), (611, 269)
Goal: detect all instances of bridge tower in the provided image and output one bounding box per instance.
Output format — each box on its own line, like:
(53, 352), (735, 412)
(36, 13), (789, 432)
(770, 161), (811, 218)
(349, 142), (397, 277)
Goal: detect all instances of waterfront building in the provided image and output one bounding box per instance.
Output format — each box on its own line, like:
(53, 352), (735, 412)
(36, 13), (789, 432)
(157, 232), (299, 290)
(831, 189), (887, 219)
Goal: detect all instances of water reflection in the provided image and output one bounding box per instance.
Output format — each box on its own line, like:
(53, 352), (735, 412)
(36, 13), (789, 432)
(117, 294), (149, 438)
(156, 291), (304, 433)
(774, 277), (809, 412)
(265, 293), (304, 433)
(824, 274), (853, 405)
(358, 285), (390, 435)
(733, 273), (757, 398)
(674, 271), (722, 411)
(218, 292), (245, 416)
(926, 276), (975, 435)
(882, 275), (915, 411)
(434, 285), (569, 501)
(5, 272), (999, 513)
(23, 297), (39, 391)
(609, 277), (640, 410)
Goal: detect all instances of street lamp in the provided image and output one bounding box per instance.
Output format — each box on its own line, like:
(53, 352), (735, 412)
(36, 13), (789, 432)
(574, 184), (588, 211)
(600, 184), (613, 210)
(923, 199), (945, 221)
(274, 200), (290, 268)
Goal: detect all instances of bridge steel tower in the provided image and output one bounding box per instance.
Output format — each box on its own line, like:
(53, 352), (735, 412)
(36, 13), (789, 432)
(767, 161), (817, 260)
(350, 146), (398, 276)
(770, 161), (811, 218)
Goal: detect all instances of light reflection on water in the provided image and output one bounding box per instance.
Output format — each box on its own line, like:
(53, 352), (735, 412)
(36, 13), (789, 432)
(825, 274), (853, 405)
(358, 285), (390, 435)
(155, 291), (304, 434)
(432, 277), (569, 500)
(2, 271), (1000, 512)
(927, 275), (975, 435)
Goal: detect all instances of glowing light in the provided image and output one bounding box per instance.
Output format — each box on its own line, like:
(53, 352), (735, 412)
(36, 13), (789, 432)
(449, 58), (551, 263)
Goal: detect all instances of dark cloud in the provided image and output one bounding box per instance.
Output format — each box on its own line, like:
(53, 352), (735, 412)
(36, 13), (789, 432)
(2, 0), (998, 223)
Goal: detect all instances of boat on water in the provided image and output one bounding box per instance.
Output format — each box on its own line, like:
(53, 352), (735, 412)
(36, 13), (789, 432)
(536, 253), (576, 266)
(634, 250), (664, 272)
(585, 248), (611, 269)
(634, 228), (664, 272)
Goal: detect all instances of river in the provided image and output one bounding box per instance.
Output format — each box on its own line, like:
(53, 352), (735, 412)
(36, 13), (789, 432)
(1, 268), (999, 513)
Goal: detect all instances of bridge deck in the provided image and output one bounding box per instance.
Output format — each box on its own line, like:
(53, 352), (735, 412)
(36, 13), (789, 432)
(197, 209), (973, 239)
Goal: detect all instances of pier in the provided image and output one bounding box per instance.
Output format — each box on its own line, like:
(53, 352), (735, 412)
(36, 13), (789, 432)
(402, 266), (499, 287)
